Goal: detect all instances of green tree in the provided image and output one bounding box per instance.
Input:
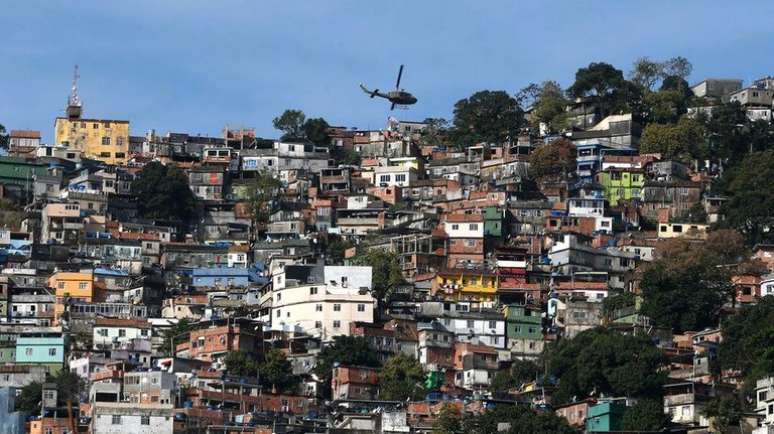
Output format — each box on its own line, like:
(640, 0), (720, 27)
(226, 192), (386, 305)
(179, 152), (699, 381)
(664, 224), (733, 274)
(380, 354), (426, 401)
(529, 81), (569, 133)
(528, 137), (576, 181)
(490, 359), (540, 396)
(131, 162), (196, 226)
(326, 237), (354, 264)
(621, 399), (671, 431)
(225, 350), (260, 377)
(702, 101), (749, 162)
(352, 249), (405, 302)
(451, 90), (523, 146)
(303, 117), (331, 146)
(246, 170), (283, 230)
(719, 297), (774, 383)
(703, 395), (743, 433)
(629, 57), (664, 92)
(433, 403), (463, 434)
(639, 116), (706, 161)
(640, 230), (745, 332)
(718, 150), (774, 244)
(261, 349), (300, 393)
(419, 118), (450, 147)
(569, 62), (642, 119)
(272, 109), (306, 140)
(461, 404), (579, 434)
(545, 328), (666, 405)
(0, 123), (8, 149)
(16, 370), (84, 413)
(314, 336), (381, 398)
(642, 89), (690, 124)
(602, 291), (636, 318)
(662, 56), (693, 80)
(16, 381), (42, 413)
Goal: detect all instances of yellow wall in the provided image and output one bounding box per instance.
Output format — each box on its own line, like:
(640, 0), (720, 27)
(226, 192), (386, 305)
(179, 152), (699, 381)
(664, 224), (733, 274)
(50, 271), (94, 321)
(436, 272), (498, 302)
(54, 117), (130, 165)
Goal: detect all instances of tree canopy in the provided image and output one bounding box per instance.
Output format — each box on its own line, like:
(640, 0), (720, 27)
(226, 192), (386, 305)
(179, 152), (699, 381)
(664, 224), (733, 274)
(246, 170), (283, 230)
(379, 354), (426, 401)
(640, 230), (746, 332)
(528, 138), (576, 181)
(545, 328), (666, 405)
(131, 161), (196, 226)
(303, 117), (331, 146)
(719, 297), (774, 386)
(225, 349), (300, 393)
(351, 249), (405, 302)
(460, 404), (580, 434)
(0, 123), (8, 149)
(273, 109), (307, 140)
(639, 116), (706, 161)
(451, 90), (523, 146)
(718, 150), (774, 245)
(313, 336), (381, 398)
(526, 81), (569, 133)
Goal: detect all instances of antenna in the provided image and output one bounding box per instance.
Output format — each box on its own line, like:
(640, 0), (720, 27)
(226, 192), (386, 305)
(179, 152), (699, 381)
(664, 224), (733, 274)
(69, 65), (81, 107)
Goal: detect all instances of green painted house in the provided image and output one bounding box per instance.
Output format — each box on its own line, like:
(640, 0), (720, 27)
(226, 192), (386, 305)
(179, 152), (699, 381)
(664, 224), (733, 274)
(586, 400), (627, 432)
(0, 156), (48, 199)
(595, 168), (645, 207)
(504, 304), (544, 359)
(483, 206), (504, 237)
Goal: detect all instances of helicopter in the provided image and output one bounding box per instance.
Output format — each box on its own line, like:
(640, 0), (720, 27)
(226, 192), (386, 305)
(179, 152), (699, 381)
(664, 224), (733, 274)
(359, 64), (418, 110)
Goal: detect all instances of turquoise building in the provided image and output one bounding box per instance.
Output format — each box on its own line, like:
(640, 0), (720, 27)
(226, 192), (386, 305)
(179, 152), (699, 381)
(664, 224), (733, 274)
(15, 335), (65, 374)
(586, 400), (627, 432)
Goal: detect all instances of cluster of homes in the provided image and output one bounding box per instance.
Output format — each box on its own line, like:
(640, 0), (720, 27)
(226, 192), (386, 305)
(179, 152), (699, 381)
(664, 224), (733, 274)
(1, 75), (774, 434)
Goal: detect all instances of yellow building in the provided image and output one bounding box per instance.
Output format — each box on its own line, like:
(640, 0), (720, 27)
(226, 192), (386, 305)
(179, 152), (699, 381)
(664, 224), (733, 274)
(49, 271), (94, 322)
(434, 269), (498, 302)
(54, 117), (130, 165)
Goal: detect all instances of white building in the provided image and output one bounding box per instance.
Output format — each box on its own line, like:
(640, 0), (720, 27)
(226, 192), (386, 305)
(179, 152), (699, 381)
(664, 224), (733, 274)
(91, 402), (174, 434)
(443, 215), (484, 238)
(92, 318), (152, 350)
(373, 166), (418, 188)
(266, 265), (376, 340)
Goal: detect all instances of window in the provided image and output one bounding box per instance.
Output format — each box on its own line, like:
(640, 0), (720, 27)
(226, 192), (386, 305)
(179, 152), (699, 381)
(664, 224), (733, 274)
(57, 282), (65, 289)
(310, 287), (318, 295)
(333, 304), (341, 312)
(395, 174), (407, 182)
(379, 175), (390, 183)
(79, 282), (88, 289)
(660, 225), (668, 232)
(276, 309), (281, 317)
(488, 321), (496, 329)
(451, 224), (459, 230)
(673, 225), (683, 233)
(115, 152), (126, 159)
(316, 304), (322, 312)
(25, 348), (33, 356)
(112, 415), (122, 425)
(100, 152), (110, 158)
(101, 137), (111, 145)
(141, 415), (150, 425)
(357, 304), (365, 312)
(333, 320), (341, 328)
(276, 293), (281, 302)
(469, 223), (478, 230)
(49, 348), (57, 356)
(467, 320), (474, 328)
(118, 329), (126, 337)
(760, 391), (769, 402)
(315, 321), (322, 328)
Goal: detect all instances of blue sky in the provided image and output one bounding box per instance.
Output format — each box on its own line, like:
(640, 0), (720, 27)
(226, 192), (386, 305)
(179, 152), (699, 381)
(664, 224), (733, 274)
(2, 1), (774, 142)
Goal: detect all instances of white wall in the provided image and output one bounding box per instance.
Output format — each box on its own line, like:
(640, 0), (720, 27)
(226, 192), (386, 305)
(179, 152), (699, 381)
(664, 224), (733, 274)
(444, 221), (484, 238)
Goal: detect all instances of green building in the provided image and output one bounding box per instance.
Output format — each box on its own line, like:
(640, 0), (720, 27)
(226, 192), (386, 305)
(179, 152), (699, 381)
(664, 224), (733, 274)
(483, 206), (504, 237)
(0, 156), (48, 200)
(595, 168), (645, 206)
(586, 400), (627, 432)
(504, 304), (544, 359)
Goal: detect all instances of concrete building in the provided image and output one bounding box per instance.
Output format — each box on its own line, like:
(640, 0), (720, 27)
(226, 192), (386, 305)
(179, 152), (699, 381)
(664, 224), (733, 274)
(41, 202), (83, 244)
(54, 116), (130, 165)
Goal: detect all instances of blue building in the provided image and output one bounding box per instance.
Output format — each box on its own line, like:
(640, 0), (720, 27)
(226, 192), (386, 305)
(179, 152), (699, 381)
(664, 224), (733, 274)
(191, 267), (250, 289)
(0, 387), (26, 434)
